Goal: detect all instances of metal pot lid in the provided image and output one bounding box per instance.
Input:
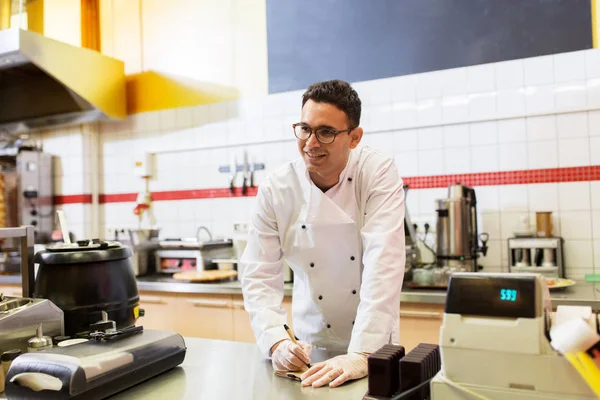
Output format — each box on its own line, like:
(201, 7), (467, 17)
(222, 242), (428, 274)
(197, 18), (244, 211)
(34, 240), (132, 265)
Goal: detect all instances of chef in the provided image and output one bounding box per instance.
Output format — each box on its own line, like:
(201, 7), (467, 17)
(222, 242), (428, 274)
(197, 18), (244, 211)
(240, 79), (405, 388)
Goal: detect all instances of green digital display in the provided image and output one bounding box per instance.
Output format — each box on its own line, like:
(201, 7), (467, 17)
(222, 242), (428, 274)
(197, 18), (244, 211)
(500, 288), (517, 302)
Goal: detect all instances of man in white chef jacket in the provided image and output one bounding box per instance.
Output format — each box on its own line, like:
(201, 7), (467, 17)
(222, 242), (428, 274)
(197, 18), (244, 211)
(240, 79), (405, 388)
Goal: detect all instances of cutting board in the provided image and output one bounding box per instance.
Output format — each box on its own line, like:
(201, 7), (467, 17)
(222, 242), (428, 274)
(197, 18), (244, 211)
(172, 270), (238, 282)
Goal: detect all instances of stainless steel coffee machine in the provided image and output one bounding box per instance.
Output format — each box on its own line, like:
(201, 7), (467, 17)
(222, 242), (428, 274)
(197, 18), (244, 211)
(0, 136), (53, 273)
(435, 184), (488, 272)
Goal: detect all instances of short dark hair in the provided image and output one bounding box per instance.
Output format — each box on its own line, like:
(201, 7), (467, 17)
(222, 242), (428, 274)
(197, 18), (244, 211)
(301, 80), (361, 128)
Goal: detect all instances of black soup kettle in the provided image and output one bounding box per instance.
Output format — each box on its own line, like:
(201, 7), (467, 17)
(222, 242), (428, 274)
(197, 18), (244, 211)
(33, 240), (141, 337)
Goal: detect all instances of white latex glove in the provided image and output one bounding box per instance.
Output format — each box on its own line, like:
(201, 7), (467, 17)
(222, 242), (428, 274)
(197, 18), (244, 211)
(271, 339), (312, 372)
(300, 353), (368, 388)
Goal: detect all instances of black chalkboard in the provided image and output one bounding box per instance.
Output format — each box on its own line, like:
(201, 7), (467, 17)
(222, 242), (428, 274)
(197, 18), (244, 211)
(266, 0), (593, 93)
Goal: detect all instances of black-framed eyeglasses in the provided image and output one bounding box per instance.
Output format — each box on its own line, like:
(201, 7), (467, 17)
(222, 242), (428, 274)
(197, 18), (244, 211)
(292, 123), (354, 144)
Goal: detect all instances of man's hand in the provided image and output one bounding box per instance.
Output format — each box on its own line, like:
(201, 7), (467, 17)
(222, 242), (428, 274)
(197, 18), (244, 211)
(300, 353), (368, 388)
(271, 339), (312, 372)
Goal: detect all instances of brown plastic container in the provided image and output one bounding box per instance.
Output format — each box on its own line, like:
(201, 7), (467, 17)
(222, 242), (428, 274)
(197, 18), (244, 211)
(536, 212), (553, 237)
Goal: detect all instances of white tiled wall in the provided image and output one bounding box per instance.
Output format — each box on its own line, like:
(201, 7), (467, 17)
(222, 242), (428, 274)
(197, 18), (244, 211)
(38, 49), (600, 279)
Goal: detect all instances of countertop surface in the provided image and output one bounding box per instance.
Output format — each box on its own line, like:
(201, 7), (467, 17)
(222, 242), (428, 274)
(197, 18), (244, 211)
(110, 337), (368, 400)
(2, 274), (599, 307)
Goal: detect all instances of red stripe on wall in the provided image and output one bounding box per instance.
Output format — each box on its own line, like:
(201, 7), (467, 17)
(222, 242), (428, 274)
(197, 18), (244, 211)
(99, 186), (259, 204)
(403, 165), (600, 189)
(54, 194), (93, 205)
(53, 165), (600, 205)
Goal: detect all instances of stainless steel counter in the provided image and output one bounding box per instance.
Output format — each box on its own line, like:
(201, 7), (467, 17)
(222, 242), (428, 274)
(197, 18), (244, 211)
(111, 337), (367, 400)
(2, 274), (599, 308)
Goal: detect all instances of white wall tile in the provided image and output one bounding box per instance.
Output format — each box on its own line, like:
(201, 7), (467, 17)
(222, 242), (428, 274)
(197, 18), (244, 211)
(554, 81), (587, 113)
(418, 149), (444, 176)
(480, 212), (501, 240)
(554, 51), (586, 82)
(391, 75), (417, 103)
(525, 85), (555, 115)
(405, 188), (420, 215)
(499, 185), (529, 212)
(585, 49), (600, 79)
(528, 183), (559, 212)
(499, 143), (528, 171)
(441, 96), (469, 124)
(416, 72), (442, 99)
(418, 188), (448, 215)
(497, 89), (526, 118)
(558, 137), (590, 167)
(468, 93), (496, 121)
(586, 78), (600, 108)
(394, 152), (419, 177)
(592, 182), (600, 209)
(524, 55), (554, 85)
(471, 145), (498, 173)
(564, 240), (594, 268)
(594, 240), (600, 271)
(527, 140), (558, 169)
(467, 64), (495, 93)
(495, 59), (524, 90)
(594, 210), (600, 239)
(527, 115), (556, 141)
(475, 186), (500, 211)
(417, 127), (443, 150)
(392, 129), (418, 152)
(560, 211), (593, 240)
(498, 118), (527, 143)
(590, 137), (600, 165)
(559, 182), (591, 211)
(441, 68), (467, 96)
(368, 104), (394, 132)
(500, 211), (529, 239)
(556, 112), (589, 139)
(356, 78), (392, 106)
(392, 102), (418, 129)
(479, 239), (502, 268)
(443, 124), (470, 147)
(589, 110), (600, 136)
(417, 99), (442, 126)
(443, 148), (471, 174)
(470, 121), (497, 146)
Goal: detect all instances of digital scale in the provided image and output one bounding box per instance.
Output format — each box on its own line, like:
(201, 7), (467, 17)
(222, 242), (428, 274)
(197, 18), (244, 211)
(431, 272), (598, 399)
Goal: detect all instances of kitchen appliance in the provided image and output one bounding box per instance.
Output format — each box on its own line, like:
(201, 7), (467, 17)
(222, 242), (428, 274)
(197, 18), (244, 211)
(403, 185), (420, 272)
(508, 236), (565, 278)
(0, 27), (126, 134)
(109, 228), (160, 277)
(431, 272), (597, 399)
(33, 240), (140, 337)
(5, 329), (186, 399)
(0, 297), (63, 355)
(0, 138), (53, 273)
(435, 184), (488, 272)
(155, 238), (236, 273)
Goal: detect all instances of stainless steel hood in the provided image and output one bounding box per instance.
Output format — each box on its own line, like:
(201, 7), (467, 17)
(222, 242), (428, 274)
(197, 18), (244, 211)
(0, 28), (126, 134)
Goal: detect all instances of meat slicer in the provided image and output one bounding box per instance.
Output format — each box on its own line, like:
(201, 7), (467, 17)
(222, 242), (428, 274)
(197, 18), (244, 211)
(431, 272), (598, 399)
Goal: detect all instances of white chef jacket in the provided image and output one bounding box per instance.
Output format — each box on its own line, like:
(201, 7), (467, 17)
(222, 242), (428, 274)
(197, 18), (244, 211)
(240, 144), (406, 357)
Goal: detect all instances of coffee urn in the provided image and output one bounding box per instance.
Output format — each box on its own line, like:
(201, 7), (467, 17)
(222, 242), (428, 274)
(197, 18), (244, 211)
(435, 184), (488, 272)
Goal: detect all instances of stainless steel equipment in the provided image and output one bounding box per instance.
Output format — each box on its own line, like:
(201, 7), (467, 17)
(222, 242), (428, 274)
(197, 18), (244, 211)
(435, 184), (488, 272)
(508, 236), (565, 278)
(0, 27), (126, 134)
(0, 138), (53, 273)
(155, 238), (236, 273)
(0, 296), (63, 354)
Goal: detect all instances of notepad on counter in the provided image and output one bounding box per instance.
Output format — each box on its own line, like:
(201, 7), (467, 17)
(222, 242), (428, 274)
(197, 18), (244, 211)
(274, 367), (308, 382)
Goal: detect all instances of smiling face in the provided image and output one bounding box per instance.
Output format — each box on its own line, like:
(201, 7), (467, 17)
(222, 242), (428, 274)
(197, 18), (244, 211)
(298, 99), (363, 191)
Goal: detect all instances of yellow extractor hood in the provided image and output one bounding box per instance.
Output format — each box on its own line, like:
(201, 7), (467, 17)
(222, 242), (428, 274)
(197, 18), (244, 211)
(0, 27), (126, 134)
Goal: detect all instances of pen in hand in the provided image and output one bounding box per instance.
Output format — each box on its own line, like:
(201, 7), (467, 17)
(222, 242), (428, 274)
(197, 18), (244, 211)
(283, 324), (312, 368)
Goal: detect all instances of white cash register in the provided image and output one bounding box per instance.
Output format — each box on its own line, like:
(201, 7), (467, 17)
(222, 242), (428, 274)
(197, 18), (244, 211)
(431, 272), (598, 400)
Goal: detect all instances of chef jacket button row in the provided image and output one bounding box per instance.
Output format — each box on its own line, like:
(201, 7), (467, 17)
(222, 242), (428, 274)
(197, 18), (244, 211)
(347, 177), (352, 182)
(350, 256), (355, 261)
